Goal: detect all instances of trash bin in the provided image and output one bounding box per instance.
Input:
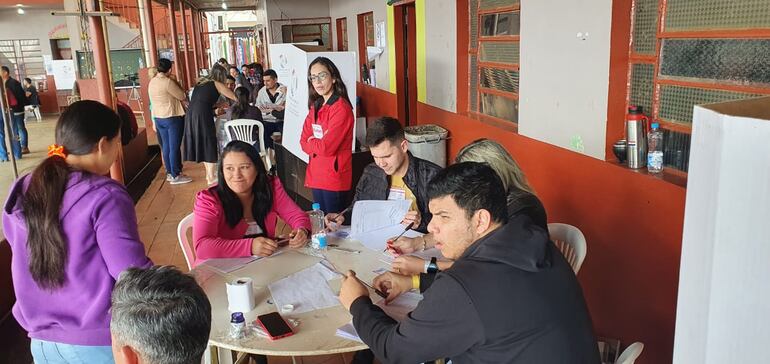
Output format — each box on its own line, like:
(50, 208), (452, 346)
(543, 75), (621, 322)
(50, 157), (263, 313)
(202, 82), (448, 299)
(404, 125), (449, 167)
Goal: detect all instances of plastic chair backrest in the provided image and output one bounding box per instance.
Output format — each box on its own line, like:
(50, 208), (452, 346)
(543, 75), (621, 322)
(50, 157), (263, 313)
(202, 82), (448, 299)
(548, 223), (587, 274)
(616, 342), (644, 364)
(223, 118), (272, 171)
(177, 213), (195, 270)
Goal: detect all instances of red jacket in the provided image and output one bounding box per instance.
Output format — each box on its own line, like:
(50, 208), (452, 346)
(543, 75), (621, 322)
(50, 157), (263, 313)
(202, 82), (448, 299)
(300, 95), (354, 191)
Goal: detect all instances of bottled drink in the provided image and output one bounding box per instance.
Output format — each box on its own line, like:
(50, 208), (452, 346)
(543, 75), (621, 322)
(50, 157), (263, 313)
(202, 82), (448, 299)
(309, 203), (327, 251)
(230, 312), (246, 339)
(647, 122), (664, 173)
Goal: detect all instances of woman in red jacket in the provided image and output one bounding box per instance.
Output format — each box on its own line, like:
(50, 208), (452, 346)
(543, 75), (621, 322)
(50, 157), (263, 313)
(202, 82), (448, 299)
(300, 57), (354, 213)
(193, 141), (310, 267)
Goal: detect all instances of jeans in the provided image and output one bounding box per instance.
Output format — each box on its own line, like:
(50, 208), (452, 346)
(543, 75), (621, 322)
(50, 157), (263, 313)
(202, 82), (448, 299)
(311, 189), (350, 214)
(12, 112), (28, 148)
(263, 121), (284, 150)
(0, 112), (22, 160)
(30, 339), (114, 364)
(155, 116), (184, 177)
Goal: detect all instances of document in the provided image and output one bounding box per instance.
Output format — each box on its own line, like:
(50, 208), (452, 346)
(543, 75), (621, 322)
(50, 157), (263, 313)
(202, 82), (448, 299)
(350, 200), (412, 236)
(268, 262), (343, 315)
(349, 200), (418, 252)
(336, 291), (423, 342)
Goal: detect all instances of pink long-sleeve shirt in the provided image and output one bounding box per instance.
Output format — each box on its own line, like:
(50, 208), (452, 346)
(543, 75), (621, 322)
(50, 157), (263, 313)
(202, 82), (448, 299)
(192, 177), (311, 266)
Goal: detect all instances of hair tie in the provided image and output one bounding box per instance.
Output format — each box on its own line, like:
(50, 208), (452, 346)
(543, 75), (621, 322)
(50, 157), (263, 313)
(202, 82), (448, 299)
(47, 144), (67, 159)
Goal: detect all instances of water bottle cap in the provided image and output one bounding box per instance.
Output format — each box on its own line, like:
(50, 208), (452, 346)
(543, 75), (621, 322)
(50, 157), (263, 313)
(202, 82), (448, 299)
(312, 203), (320, 210)
(651, 122), (659, 129)
(231, 312), (245, 323)
(628, 105), (643, 114)
(317, 235), (327, 247)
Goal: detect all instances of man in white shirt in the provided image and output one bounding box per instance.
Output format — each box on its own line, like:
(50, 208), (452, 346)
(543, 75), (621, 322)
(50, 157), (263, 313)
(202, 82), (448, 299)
(255, 69), (286, 149)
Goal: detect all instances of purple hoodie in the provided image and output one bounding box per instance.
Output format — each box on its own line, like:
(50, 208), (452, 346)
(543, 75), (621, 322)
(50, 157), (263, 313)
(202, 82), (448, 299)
(2, 171), (152, 346)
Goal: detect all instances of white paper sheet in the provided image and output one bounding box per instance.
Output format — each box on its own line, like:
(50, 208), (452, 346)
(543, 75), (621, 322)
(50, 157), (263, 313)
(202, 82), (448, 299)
(356, 224), (423, 252)
(335, 291), (423, 342)
(268, 262), (342, 314)
(350, 200), (412, 236)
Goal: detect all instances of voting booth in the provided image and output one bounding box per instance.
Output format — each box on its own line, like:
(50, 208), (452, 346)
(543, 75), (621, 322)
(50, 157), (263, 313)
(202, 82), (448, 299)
(673, 96), (770, 363)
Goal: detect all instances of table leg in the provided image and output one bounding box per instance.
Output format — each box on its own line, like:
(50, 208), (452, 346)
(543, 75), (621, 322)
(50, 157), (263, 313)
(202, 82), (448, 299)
(207, 345), (235, 364)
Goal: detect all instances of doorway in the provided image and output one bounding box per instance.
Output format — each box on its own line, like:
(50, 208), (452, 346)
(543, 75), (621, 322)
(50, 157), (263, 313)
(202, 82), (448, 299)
(394, 2), (417, 126)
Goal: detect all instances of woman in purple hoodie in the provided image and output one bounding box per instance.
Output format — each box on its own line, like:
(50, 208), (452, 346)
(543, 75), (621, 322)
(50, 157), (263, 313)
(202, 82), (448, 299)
(2, 100), (152, 363)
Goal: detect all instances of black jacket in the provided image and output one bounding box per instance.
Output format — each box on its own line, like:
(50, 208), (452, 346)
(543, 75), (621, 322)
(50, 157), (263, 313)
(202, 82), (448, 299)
(346, 152), (441, 233)
(350, 215), (600, 364)
(5, 77), (29, 113)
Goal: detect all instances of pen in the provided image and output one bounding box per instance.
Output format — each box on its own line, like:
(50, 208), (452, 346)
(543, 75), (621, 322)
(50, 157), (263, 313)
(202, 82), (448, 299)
(326, 205), (353, 231)
(320, 259), (387, 298)
(384, 222), (415, 253)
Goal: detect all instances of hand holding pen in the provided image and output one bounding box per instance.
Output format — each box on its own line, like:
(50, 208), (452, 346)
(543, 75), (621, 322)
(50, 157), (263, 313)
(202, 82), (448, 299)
(385, 222), (415, 255)
(324, 205), (352, 232)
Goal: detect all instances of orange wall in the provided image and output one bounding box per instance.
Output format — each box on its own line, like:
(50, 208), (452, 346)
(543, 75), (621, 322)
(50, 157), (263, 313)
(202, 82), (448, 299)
(360, 84), (685, 364)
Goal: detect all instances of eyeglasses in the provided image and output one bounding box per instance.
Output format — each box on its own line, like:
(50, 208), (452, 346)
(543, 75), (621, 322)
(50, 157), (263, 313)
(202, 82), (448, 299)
(308, 72), (329, 83)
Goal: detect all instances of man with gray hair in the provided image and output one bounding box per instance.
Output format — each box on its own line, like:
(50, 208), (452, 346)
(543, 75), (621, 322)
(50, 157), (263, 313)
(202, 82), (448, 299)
(110, 265), (212, 364)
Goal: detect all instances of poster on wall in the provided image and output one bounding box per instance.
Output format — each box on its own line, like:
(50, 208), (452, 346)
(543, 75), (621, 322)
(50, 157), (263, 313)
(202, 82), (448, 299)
(375, 21), (387, 48)
(269, 44), (357, 162)
(51, 59), (76, 90)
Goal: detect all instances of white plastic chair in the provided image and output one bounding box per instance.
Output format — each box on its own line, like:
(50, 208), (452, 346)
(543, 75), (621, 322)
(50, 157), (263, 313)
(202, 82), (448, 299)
(547, 223), (587, 274)
(223, 118), (272, 171)
(177, 213), (196, 271)
(616, 342), (644, 364)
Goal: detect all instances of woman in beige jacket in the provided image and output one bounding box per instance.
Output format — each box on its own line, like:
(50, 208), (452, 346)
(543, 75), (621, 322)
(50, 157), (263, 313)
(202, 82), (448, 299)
(148, 58), (191, 184)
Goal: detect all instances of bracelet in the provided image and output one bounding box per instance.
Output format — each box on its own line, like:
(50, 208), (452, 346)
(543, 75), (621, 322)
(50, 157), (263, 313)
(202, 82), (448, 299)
(412, 275), (420, 290)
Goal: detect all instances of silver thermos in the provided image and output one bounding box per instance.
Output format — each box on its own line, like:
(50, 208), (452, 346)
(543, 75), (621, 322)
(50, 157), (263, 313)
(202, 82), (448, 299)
(626, 106), (648, 169)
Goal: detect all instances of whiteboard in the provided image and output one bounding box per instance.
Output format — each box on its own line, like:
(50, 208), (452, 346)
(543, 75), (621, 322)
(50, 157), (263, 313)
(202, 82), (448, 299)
(269, 44), (357, 162)
(50, 59), (76, 90)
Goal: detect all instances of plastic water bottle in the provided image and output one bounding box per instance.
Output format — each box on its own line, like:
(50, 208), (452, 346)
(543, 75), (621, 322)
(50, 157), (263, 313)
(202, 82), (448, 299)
(309, 203), (327, 251)
(647, 122), (664, 173)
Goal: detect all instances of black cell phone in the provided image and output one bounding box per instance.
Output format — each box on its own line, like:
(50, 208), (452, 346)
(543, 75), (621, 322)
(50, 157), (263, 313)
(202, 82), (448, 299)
(256, 312), (294, 340)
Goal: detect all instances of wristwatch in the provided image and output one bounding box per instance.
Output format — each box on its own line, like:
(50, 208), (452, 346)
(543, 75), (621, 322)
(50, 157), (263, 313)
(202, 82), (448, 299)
(426, 257), (439, 274)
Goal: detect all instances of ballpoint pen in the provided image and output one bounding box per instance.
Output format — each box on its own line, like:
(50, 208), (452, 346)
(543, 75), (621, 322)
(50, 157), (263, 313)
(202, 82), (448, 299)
(320, 259), (387, 298)
(384, 221), (415, 253)
(326, 205), (353, 231)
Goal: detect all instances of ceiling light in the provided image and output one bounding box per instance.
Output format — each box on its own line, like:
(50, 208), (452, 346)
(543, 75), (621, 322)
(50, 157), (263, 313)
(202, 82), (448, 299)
(17, 8), (25, 14)
(221, 2), (227, 10)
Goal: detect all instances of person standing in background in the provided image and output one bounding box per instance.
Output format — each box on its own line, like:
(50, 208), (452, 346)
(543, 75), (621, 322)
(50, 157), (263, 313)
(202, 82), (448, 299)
(255, 69), (286, 151)
(299, 57), (354, 213)
(184, 64), (237, 185)
(149, 58), (192, 185)
(2, 66), (30, 155)
(23, 78), (42, 122)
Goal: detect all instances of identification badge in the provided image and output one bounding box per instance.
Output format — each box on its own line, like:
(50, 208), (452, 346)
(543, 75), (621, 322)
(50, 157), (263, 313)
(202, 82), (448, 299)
(312, 124), (324, 139)
(388, 188), (406, 201)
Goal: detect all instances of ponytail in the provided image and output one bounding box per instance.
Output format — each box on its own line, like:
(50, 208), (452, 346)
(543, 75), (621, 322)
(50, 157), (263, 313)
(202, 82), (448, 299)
(22, 155), (71, 289)
(19, 100), (122, 290)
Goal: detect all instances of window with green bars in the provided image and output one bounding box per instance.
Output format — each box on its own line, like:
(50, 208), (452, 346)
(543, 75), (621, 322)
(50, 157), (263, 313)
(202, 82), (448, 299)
(627, 0), (770, 173)
(469, 0), (520, 123)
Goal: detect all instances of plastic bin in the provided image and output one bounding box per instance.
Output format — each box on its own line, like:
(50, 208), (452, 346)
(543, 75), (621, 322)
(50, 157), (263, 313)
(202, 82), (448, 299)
(404, 125), (449, 167)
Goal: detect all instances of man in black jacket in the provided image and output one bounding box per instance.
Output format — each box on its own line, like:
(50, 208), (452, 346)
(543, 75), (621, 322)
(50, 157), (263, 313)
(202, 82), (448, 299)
(339, 162), (600, 364)
(326, 117), (442, 233)
(2, 66), (30, 156)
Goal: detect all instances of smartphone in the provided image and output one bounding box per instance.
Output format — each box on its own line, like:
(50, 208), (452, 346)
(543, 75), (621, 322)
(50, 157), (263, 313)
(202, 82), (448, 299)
(256, 312), (294, 340)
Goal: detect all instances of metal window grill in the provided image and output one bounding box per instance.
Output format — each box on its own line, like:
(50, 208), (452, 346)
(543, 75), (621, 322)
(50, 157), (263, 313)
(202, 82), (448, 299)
(660, 38), (770, 86)
(665, 0), (770, 31)
(479, 0), (519, 10)
(480, 41), (519, 64)
(632, 0), (658, 55)
(629, 63), (655, 116)
(480, 68), (519, 94)
(658, 84), (762, 125)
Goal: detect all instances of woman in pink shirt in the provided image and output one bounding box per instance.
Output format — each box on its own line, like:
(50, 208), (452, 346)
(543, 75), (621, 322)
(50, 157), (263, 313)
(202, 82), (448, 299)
(193, 141), (310, 266)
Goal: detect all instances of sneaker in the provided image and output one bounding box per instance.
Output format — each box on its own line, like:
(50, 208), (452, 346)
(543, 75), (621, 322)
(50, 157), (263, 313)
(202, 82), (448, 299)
(21, 147), (30, 155)
(166, 174), (173, 182)
(169, 175), (193, 185)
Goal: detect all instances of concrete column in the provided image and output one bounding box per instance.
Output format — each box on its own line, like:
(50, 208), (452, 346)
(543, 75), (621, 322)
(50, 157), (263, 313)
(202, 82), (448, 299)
(190, 8), (202, 75)
(180, 1), (194, 87)
(138, 0), (158, 67)
(167, 0), (183, 85)
(87, 0), (124, 183)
